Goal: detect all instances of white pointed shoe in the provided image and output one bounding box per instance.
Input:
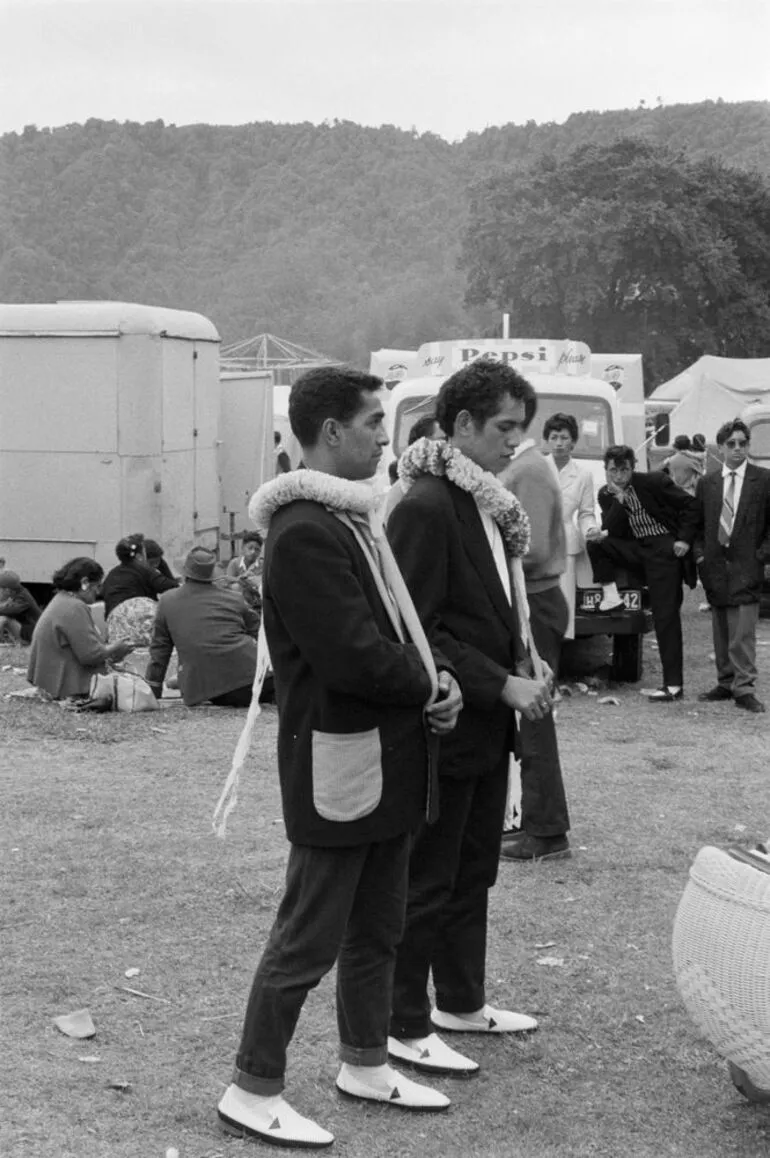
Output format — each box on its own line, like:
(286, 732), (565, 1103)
(388, 1032), (479, 1075)
(431, 1004), (538, 1034)
(217, 1084), (334, 1149)
(336, 1062), (450, 1111)
(597, 596), (624, 613)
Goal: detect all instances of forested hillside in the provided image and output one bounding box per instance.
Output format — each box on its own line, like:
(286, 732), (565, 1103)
(1, 100), (769, 372)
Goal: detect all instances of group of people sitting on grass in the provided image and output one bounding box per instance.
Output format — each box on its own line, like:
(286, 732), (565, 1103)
(1, 530), (267, 709)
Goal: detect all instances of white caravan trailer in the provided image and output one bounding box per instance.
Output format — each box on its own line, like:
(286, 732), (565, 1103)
(0, 301), (221, 583)
(219, 369), (275, 559)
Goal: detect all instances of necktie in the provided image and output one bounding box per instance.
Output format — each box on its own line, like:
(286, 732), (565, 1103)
(718, 472), (737, 546)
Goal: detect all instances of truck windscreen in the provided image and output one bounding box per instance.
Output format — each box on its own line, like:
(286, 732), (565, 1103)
(392, 393), (615, 460)
(749, 420), (770, 460)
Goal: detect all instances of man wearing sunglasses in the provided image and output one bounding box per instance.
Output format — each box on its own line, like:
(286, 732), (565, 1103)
(694, 420), (770, 713)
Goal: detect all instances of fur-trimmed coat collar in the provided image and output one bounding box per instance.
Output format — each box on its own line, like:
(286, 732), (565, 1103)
(249, 470), (377, 535)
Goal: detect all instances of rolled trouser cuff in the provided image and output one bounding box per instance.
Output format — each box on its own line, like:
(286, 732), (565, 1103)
(232, 1067), (284, 1096)
(338, 1042), (388, 1066)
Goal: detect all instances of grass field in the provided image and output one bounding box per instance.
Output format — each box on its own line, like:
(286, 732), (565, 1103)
(2, 589), (770, 1158)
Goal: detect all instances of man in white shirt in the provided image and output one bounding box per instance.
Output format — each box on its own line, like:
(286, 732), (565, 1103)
(694, 420), (770, 713)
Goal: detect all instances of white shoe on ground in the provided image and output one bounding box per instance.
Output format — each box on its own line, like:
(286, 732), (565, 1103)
(217, 1084), (334, 1149)
(387, 1032), (479, 1075)
(336, 1062), (450, 1111)
(431, 1003), (538, 1034)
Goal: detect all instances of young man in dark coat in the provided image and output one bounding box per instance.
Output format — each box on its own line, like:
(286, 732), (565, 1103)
(586, 444), (699, 702)
(386, 359), (553, 1076)
(694, 419), (770, 713)
(217, 367), (463, 1149)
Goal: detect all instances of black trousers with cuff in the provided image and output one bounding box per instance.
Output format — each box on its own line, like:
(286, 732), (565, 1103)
(390, 753), (509, 1040)
(587, 532), (684, 687)
(518, 585), (571, 838)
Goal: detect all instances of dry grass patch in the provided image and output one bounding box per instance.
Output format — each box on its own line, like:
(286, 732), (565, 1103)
(2, 592), (770, 1157)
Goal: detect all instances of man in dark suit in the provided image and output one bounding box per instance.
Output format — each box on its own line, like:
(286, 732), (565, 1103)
(145, 546), (260, 706)
(387, 359), (553, 1074)
(218, 368), (463, 1148)
(694, 419), (770, 713)
(586, 445), (698, 702)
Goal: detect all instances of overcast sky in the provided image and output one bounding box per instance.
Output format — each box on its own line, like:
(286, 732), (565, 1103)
(1, 0), (768, 140)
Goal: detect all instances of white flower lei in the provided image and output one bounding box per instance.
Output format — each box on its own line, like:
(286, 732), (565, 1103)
(398, 438), (531, 559)
(249, 469), (376, 535)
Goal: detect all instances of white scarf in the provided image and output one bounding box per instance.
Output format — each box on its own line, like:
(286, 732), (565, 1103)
(212, 469), (439, 837)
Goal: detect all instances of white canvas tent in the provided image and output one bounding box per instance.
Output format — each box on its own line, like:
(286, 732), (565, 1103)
(648, 355), (770, 440)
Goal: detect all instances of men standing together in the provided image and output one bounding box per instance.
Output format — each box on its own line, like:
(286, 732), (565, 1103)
(218, 367), (464, 1148)
(218, 362), (551, 1148)
(218, 358), (768, 1150)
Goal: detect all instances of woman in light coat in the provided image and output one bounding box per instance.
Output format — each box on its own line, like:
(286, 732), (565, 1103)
(27, 557), (134, 699)
(543, 413), (604, 639)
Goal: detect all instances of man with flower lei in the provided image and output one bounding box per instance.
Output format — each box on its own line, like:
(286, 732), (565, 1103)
(215, 366), (464, 1148)
(386, 357), (553, 1078)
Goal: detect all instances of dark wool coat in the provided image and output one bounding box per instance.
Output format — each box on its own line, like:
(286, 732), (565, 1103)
(387, 475), (526, 779)
(262, 499), (443, 848)
(694, 464), (770, 606)
(146, 581), (260, 706)
(597, 470), (700, 589)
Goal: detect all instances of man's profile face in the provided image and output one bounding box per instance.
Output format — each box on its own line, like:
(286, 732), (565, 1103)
(720, 430), (749, 471)
(454, 394), (526, 474)
(605, 459), (633, 490)
(336, 390), (390, 480)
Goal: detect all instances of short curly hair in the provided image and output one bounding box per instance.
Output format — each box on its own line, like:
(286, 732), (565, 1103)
(543, 412), (579, 443)
(604, 444), (636, 469)
(289, 366), (383, 448)
(436, 358), (537, 436)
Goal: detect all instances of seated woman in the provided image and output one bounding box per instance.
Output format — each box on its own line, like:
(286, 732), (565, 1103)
(543, 413), (605, 640)
(144, 539), (177, 582)
(101, 533), (178, 645)
(27, 558), (134, 700)
(0, 570), (42, 644)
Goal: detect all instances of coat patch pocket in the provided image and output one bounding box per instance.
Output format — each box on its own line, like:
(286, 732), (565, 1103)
(311, 728), (383, 822)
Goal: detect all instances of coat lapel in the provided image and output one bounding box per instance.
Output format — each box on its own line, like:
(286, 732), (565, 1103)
(705, 471), (723, 534)
(732, 465), (759, 537)
(451, 485), (517, 636)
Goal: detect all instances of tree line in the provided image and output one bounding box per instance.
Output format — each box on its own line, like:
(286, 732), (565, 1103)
(1, 100), (769, 386)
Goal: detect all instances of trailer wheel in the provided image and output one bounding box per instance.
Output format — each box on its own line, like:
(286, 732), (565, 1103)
(611, 633), (643, 683)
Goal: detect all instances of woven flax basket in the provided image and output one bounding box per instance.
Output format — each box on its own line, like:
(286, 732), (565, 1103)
(673, 845), (770, 1092)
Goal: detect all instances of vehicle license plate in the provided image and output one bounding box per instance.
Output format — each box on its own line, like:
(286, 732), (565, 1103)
(579, 588), (641, 612)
